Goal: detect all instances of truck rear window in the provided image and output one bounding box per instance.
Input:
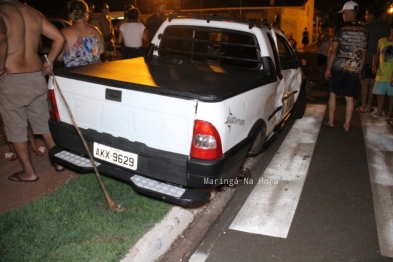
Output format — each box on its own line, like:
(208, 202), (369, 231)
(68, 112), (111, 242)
(157, 26), (260, 69)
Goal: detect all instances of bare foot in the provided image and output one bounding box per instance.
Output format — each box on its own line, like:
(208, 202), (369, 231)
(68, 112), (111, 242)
(343, 123), (350, 132)
(323, 121), (334, 128)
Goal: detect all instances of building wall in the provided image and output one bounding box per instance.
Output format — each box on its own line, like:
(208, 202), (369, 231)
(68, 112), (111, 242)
(280, 0), (315, 48)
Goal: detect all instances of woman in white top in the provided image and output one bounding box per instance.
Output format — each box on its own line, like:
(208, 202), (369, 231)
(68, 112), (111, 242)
(118, 8), (148, 59)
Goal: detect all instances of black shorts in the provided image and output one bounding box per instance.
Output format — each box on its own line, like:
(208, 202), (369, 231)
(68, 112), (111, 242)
(317, 54), (327, 66)
(329, 70), (360, 97)
(362, 64), (376, 79)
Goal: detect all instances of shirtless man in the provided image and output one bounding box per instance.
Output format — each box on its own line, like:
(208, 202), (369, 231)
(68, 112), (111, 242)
(0, 0), (65, 182)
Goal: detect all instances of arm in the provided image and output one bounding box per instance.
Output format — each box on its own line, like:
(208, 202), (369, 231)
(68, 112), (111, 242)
(142, 26), (148, 43)
(56, 27), (68, 61)
(40, 14), (65, 74)
(98, 31), (105, 56)
(372, 45), (380, 74)
(324, 41), (338, 81)
(360, 48), (367, 78)
(0, 15), (7, 75)
(143, 28), (150, 43)
(117, 30), (123, 44)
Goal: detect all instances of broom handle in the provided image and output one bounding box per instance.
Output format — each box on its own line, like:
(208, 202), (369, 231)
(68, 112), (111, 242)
(45, 56), (118, 210)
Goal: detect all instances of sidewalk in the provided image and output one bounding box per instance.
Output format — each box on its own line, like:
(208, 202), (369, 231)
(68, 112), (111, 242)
(0, 137), (79, 214)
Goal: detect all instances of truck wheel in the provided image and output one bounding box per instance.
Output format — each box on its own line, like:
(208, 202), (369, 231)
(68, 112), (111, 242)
(291, 87), (307, 119)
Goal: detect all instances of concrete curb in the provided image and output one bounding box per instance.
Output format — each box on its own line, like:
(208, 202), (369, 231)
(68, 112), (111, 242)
(121, 191), (217, 262)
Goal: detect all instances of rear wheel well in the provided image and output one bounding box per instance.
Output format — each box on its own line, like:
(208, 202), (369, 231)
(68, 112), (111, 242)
(247, 119), (267, 156)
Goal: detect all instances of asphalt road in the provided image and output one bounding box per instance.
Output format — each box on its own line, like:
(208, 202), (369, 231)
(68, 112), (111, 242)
(159, 84), (393, 261)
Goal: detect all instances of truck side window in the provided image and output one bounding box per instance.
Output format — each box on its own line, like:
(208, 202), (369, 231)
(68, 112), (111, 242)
(276, 35), (296, 70)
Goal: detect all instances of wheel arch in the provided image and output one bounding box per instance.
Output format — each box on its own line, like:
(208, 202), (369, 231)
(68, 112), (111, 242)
(247, 119), (267, 156)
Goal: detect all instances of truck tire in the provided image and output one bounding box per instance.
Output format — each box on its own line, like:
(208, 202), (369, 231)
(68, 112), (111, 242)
(291, 87), (307, 119)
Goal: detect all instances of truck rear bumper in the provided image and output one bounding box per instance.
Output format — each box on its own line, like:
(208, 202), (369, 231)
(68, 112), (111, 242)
(49, 146), (211, 207)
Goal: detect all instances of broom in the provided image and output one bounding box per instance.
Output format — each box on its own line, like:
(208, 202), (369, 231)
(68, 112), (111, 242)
(45, 55), (124, 212)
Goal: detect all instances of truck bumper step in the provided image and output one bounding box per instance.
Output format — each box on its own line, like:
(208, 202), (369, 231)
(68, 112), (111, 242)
(50, 147), (211, 207)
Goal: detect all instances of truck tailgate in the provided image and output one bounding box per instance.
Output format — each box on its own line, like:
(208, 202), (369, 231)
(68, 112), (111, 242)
(49, 76), (197, 155)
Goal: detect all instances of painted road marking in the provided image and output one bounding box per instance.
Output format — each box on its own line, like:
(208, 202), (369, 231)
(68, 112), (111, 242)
(229, 104), (325, 238)
(360, 114), (393, 258)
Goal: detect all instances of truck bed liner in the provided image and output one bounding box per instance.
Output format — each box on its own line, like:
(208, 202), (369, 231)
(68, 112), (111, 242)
(53, 57), (273, 102)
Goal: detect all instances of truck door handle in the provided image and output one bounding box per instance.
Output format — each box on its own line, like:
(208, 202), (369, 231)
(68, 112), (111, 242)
(106, 89), (122, 102)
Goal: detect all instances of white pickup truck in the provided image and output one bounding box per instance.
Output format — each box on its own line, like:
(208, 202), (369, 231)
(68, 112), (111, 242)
(48, 15), (309, 207)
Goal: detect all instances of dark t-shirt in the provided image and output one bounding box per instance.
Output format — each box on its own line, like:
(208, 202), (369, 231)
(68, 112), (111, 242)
(332, 21), (368, 74)
(145, 13), (165, 41)
(364, 20), (390, 64)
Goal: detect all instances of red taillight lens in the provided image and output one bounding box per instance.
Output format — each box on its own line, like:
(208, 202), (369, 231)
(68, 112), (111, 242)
(190, 120), (223, 160)
(47, 89), (60, 121)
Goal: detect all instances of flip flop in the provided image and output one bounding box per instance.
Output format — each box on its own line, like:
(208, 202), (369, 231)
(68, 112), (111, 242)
(8, 173), (39, 182)
(5, 152), (18, 161)
(323, 121), (334, 128)
(51, 163), (65, 172)
(31, 146), (46, 156)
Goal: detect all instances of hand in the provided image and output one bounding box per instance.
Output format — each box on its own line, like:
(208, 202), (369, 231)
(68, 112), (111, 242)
(324, 70), (331, 81)
(42, 61), (52, 76)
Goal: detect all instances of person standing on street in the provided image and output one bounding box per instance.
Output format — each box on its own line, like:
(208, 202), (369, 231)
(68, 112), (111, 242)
(98, 3), (115, 61)
(0, 0), (65, 182)
(118, 8), (147, 59)
(144, 1), (166, 43)
(358, 5), (390, 113)
(301, 27), (309, 52)
(316, 27), (331, 86)
(368, 22), (393, 121)
(58, 0), (104, 67)
(87, 2), (100, 29)
(324, 1), (368, 132)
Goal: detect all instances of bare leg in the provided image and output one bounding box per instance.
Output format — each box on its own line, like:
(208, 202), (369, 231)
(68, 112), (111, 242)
(360, 79), (368, 112)
(366, 79), (375, 111)
(11, 141), (38, 180)
(28, 123), (45, 156)
(27, 123), (38, 152)
(42, 133), (64, 171)
(42, 133), (56, 149)
(344, 96), (354, 132)
(387, 96), (393, 119)
(326, 92), (336, 127)
(371, 94), (385, 116)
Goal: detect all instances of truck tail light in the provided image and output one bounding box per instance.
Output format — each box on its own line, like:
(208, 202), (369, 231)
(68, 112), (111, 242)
(190, 120), (223, 160)
(47, 90), (60, 121)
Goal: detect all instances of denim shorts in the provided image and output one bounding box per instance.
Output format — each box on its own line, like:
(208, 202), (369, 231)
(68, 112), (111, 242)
(373, 81), (393, 96)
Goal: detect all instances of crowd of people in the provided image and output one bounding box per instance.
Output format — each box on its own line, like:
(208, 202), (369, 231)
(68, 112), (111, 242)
(322, 0), (393, 131)
(0, 0), (166, 182)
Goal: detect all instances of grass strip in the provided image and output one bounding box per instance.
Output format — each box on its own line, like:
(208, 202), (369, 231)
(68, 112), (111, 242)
(0, 174), (172, 262)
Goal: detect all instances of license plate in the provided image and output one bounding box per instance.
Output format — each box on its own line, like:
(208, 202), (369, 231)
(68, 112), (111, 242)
(93, 142), (138, 170)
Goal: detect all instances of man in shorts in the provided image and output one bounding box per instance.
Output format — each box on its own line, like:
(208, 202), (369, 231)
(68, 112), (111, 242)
(0, 0), (65, 182)
(324, 1), (368, 132)
(358, 5), (390, 113)
(368, 22), (393, 120)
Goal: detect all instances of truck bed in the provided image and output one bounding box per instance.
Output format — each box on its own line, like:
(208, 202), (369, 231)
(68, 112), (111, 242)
(53, 56), (274, 102)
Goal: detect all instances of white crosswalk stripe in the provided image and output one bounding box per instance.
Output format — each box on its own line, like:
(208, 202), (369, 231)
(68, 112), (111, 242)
(189, 104), (393, 262)
(360, 114), (393, 258)
(229, 104), (325, 238)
